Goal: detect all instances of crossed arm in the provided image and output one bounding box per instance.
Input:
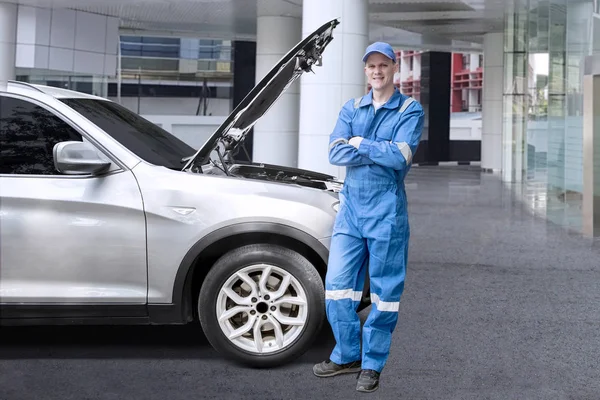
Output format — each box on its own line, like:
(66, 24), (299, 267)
(328, 99), (425, 171)
(328, 100), (374, 166)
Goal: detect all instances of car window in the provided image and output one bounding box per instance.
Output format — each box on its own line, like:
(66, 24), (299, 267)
(60, 98), (195, 170)
(0, 95), (83, 175)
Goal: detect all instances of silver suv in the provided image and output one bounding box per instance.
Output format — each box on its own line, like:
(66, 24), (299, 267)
(0, 19), (368, 366)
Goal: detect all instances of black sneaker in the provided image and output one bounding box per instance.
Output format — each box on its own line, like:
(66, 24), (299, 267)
(356, 369), (380, 393)
(313, 359), (362, 377)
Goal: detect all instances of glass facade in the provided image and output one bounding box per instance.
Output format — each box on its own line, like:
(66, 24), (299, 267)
(16, 34), (236, 117)
(503, 0), (599, 231)
(119, 36), (233, 77)
(114, 35), (234, 116)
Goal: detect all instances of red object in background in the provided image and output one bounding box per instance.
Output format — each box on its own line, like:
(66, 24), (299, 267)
(451, 53), (463, 113)
(451, 53), (483, 112)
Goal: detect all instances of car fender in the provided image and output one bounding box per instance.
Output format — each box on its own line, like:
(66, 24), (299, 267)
(161, 222), (330, 323)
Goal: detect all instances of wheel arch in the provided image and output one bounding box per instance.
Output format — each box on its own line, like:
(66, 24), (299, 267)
(167, 222), (330, 324)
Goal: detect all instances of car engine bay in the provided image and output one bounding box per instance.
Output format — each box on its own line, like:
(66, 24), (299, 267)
(228, 163), (343, 192)
(197, 145), (341, 192)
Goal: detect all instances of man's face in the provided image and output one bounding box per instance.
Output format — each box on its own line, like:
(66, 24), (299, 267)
(364, 53), (396, 91)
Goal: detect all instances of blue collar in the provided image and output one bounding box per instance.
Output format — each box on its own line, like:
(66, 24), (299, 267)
(358, 87), (404, 109)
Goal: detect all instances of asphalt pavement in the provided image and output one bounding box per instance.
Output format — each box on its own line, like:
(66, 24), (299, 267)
(1, 166), (599, 400)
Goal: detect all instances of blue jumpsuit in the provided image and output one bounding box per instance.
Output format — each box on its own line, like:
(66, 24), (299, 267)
(326, 87), (424, 373)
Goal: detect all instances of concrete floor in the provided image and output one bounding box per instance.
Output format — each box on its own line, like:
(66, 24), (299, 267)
(0, 166), (599, 399)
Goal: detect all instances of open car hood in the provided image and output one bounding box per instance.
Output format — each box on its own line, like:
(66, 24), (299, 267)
(182, 18), (340, 171)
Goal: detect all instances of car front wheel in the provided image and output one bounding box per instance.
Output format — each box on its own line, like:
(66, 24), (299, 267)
(198, 243), (325, 367)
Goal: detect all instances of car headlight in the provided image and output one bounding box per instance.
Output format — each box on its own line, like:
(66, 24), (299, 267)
(332, 201), (340, 212)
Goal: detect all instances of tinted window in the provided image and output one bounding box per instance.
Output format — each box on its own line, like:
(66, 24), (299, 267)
(0, 96), (82, 175)
(61, 98), (195, 169)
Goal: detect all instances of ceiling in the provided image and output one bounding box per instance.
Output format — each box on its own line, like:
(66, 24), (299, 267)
(368, 0), (507, 51)
(7, 0), (509, 52)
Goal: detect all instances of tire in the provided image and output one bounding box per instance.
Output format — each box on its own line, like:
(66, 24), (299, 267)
(198, 243), (325, 368)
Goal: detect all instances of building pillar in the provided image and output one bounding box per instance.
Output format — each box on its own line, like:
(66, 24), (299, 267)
(413, 51), (452, 165)
(298, 0), (369, 177)
(0, 2), (18, 90)
(582, 55), (600, 237)
(481, 32), (505, 173)
(251, 0), (301, 167)
(502, 0), (528, 183)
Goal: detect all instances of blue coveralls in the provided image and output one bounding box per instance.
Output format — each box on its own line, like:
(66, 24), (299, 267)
(326, 87), (424, 373)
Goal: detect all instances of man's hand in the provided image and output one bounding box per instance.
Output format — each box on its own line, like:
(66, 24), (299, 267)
(349, 136), (363, 149)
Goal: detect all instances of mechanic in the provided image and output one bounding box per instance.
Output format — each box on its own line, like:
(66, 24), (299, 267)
(313, 42), (424, 393)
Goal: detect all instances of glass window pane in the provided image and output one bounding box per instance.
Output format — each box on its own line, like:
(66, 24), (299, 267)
(141, 37), (180, 45)
(504, 0), (529, 53)
(504, 53), (528, 94)
(121, 36), (142, 43)
(0, 96), (83, 175)
(121, 57), (179, 71)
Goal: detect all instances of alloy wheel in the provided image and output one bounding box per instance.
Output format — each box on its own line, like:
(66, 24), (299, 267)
(215, 263), (308, 354)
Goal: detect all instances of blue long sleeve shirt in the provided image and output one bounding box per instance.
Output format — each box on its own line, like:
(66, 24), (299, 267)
(328, 88), (425, 185)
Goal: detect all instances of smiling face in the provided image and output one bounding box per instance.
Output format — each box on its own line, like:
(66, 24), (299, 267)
(364, 52), (397, 92)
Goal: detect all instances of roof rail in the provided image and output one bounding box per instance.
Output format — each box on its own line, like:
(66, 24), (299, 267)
(7, 80), (44, 93)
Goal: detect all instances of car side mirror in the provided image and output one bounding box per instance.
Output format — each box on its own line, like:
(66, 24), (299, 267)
(53, 141), (111, 175)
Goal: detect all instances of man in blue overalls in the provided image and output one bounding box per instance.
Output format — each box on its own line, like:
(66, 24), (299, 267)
(313, 42), (424, 393)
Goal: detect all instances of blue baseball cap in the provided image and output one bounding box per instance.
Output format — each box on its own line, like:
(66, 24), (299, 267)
(362, 42), (396, 63)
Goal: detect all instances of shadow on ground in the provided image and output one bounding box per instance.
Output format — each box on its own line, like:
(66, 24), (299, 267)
(0, 318), (342, 363)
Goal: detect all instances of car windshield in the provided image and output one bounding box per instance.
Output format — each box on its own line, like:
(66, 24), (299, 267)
(60, 98), (196, 169)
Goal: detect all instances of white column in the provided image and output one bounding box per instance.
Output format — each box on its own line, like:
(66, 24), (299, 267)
(481, 32), (504, 173)
(400, 51), (410, 82)
(413, 53), (421, 81)
(0, 2), (18, 90)
(252, 0), (301, 167)
(469, 54), (480, 70)
(582, 71), (599, 237)
(298, 0), (369, 178)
